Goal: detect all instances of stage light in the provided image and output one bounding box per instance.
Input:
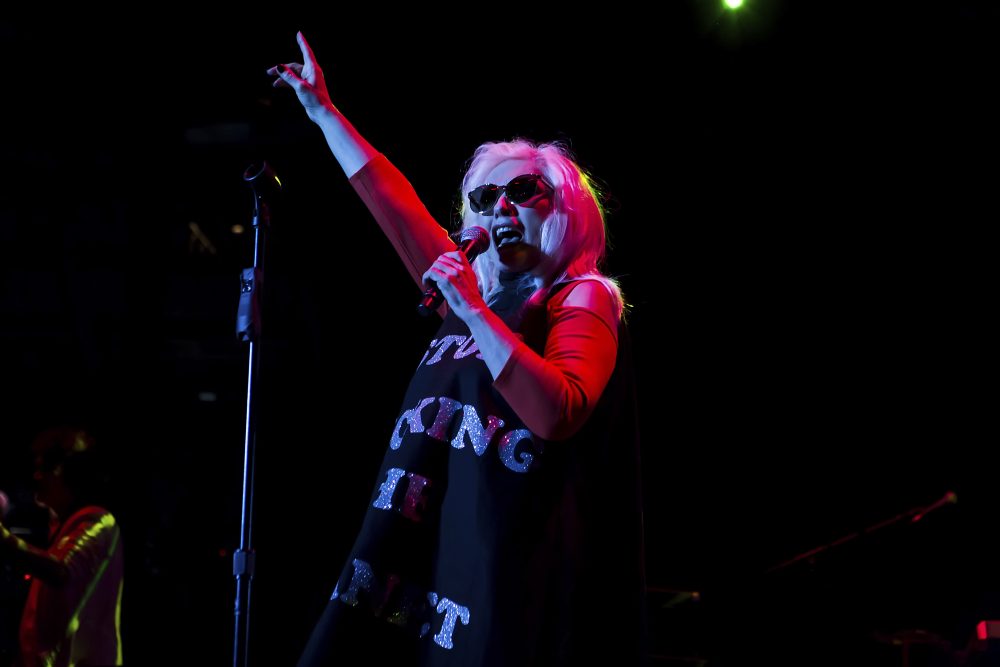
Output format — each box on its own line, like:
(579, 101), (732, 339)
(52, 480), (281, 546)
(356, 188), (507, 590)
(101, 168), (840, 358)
(724, 0), (744, 9)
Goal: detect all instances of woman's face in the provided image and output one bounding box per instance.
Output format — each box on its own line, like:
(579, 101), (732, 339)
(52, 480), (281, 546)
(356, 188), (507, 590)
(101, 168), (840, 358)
(471, 158), (554, 275)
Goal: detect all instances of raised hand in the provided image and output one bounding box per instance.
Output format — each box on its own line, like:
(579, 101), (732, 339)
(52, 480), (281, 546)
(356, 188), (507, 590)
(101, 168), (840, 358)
(266, 31), (333, 120)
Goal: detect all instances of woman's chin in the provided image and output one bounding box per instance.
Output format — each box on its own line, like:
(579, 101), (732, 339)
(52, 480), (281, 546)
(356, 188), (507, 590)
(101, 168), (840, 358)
(496, 243), (542, 274)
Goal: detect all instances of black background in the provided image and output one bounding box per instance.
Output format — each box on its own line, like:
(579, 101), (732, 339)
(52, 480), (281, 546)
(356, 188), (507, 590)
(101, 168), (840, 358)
(1, 3), (996, 665)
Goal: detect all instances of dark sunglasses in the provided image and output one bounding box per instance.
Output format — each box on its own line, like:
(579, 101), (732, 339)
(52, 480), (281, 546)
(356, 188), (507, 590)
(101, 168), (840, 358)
(467, 174), (552, 214)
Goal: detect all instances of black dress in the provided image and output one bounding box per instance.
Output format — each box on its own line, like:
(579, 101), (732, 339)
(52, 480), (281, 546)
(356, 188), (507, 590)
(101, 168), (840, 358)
(298, 273), (646, 666)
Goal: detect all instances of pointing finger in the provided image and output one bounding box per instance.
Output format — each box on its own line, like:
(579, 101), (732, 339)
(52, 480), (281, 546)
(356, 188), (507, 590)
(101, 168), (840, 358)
(297, 31), (318, 66)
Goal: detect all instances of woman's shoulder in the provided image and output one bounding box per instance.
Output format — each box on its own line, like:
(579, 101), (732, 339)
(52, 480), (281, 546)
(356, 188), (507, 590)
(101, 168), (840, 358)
(547, 277), (621, 339)
(550, 276), (619, 311)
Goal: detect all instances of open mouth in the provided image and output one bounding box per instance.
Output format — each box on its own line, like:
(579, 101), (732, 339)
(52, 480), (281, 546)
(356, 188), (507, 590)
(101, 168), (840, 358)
(493, 224), (524, 247)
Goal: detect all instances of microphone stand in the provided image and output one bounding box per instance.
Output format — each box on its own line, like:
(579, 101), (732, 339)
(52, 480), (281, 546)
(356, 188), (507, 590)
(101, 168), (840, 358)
(232, 161), (281, 667)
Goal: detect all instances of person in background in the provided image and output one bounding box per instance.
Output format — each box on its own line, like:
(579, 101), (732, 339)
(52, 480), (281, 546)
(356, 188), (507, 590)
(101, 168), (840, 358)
(269, 32), (646, 666)
(0, 427), (123, 667)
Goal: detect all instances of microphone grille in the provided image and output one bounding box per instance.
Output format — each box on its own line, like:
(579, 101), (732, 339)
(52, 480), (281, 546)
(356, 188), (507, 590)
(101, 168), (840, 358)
(459, 226), (490, 252)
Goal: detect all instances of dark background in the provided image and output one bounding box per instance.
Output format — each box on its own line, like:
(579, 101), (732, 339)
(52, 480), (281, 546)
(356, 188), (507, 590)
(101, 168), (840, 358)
(1, 3), (996, 665)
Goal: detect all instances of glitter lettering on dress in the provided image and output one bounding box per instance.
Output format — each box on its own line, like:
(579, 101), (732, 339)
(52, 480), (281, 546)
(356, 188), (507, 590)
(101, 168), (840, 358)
(432, 596), (471, 650)
(372, 468), (406, 510)
(420, 592), (438, 639)
(426, 397), (462, 440)
(339, 558), (374, 606)
(498, 429), (539, 473)
(389, 397), (435, 449)
(388, 396), (539, 475)
(450, 405), (503, 456)
(418, 339), (438, 367)
(399, 472), (433, 522)
(373, 573), (401, 616)
(385, 581), (428, 628)
(372, 468), (434, 522)
(424, 335), (467, 365)
(453, 335), (482, 360)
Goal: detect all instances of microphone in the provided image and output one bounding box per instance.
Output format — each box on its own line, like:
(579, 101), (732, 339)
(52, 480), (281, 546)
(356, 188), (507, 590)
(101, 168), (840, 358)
(242, 161), (282, 196)
(242, 161), (282, 228)
(417, 226), (490, 316)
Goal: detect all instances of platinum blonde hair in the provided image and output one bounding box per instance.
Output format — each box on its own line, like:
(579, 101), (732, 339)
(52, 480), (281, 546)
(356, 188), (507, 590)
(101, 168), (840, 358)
(459, 139), (624, 317)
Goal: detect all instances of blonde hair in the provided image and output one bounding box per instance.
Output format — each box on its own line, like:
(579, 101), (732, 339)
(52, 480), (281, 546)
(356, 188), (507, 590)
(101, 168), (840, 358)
(459, 139), (624, 317)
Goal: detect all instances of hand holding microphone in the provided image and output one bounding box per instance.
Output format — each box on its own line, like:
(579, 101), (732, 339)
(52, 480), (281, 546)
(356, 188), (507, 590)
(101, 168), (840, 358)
(417, 226), (490, 316)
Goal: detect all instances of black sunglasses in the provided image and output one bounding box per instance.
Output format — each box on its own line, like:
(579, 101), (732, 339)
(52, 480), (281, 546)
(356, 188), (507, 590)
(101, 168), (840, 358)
(467, 174), (551, 214)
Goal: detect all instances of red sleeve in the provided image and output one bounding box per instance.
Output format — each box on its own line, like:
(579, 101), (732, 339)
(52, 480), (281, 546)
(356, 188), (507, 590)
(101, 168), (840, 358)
(493, 282), (619, 441)
(349, 154), (455, 289)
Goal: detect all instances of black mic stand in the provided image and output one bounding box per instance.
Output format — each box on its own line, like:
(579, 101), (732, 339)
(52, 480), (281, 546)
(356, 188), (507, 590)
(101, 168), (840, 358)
(765, 490), (958, 574)
(232, 161), (281, 667)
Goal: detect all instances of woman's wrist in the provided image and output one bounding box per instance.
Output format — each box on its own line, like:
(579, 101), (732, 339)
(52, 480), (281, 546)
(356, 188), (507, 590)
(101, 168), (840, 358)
(308, 101), (341, 126)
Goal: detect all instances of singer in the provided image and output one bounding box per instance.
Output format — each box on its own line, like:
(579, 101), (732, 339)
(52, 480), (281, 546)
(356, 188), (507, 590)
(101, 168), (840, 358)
(269, 32), (646, 667)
